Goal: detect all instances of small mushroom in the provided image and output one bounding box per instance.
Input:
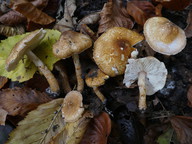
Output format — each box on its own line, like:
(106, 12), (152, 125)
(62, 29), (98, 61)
(62, 90), (84, 122)
(85, 69), (109, 102)
(93, 27), (144, 77)
(144, 17), (186, 55)
(53, 30), (92, 92)
(123, 56), (167, 110)
(5, 29), (60, 93)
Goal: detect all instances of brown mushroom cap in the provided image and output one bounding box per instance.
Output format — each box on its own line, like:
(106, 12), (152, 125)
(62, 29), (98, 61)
(53, 30), (92, 59)
(144, 17), (186, 55)
(85, 69), (109, 87)
(93, 27), (144, 77)
(5, 28), (46, 72)
(62, 91), (84, 122)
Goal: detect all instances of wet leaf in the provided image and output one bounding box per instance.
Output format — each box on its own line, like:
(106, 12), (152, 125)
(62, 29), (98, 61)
(79, 112), (111, 144)
(170, 116), (192, 144)
(0, 76), (8, 89)
(126, 1), (156, 26)
(157, 128), (174, 144)
(98, 0), (134, 34)
(187, 85), (192, 107)
(0, 29), (61, 82)
(0, 87), (51, 117)
(12, 1), (55, 25)
(7, 98), (91, 144)
(54, 0), (76, 32)
(0, 10), (26, 26)
(185, 10), (192, 38)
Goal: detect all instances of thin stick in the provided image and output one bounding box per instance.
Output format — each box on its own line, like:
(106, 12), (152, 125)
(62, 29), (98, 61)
(93, 86), (106, 102)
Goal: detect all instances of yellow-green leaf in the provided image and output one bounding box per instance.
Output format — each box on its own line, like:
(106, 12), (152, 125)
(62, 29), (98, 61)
(7, 98), (91, 144)
(0, 29), (61, 82)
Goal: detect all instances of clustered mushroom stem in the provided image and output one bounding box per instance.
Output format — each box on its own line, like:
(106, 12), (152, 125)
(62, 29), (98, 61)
(26, 50), (60, 93)
(138, 71), (147, 110)
(54, 63), (71, 93)
(93, 86), (106, 102)
(72, 54), (84, 92)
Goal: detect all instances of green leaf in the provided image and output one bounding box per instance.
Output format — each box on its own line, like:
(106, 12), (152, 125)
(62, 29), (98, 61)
(6, 98), (91, 144)
(0, 29), (61, 82)
(157, 128), (174, 144)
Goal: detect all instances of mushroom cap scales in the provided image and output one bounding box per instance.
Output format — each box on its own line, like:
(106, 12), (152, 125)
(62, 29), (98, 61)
(123, 57), (167, 95)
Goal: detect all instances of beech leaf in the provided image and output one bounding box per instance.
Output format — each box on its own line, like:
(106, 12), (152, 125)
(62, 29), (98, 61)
(157, 128), (174, 144)
(126, 1), (156, 26)
(12, 1), (55, 25)
(185, 10), (192, 38)
(7, 98), (91, 144)
(0, 29), (61, 82)
(98, 0), (134, 34)
(170, 116), (192, 144)
(79, 112), (111, 144)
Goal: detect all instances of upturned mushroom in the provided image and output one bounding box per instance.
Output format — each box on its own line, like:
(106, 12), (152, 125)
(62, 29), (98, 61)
(144, 17), (186, 55)
(93, 27), (144, 77)
(5, 28), (60, 94)
(53, 30), (92, 92)
(62, 90), (84, 122)
(123, 56), (167, 110)
(85, 69), (109, 102)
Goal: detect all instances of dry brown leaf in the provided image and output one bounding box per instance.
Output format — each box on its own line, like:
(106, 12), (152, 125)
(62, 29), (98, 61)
(170, 116), (192, 144)
(0, 10), (26, 26)
(126, 1), (156, 26)
(0, 108), (8, 125)
(12, 1), (55, 25)
(0, 76), (8, 89)
(79, 112), (111, 144)
(185, 10), (192, 38)
(152, 0), (190, 11)
(187, 85), (192, 107)
(98, 0), (134, 34)
(0, 87), (51, 117)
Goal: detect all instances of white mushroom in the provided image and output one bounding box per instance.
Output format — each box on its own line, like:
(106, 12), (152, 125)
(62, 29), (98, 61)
(123, 56), (167, 110)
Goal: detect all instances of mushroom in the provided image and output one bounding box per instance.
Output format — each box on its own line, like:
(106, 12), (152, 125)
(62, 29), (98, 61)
(85, 68), (109, 102)
(93, 27), (144, 77)
(123, 56), (167, 110)
(53, 30), (92, 92)
(144, 17), (186, 55)
(62, 90), (84, 122)
(5, 28), (60, 93)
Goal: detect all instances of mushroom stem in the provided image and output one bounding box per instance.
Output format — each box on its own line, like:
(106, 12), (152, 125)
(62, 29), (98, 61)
(26, 50), (60, 93)
(93, 86), (106, 102)
(54, 62), (71, 93)
(138, 71), (147, 110)
(72, 54), (84, 92)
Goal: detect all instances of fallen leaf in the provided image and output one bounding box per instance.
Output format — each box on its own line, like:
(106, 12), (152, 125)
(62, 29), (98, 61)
(0, 10), (26, 26)
(79, 112), (111, 144)
(98, 0), (134, 34)
(54, 0), (77, 32)
(0, 29), (60, 82)
(170, 116), (192, 144)
(7, 98), (91, 144)
(0, 87), (51, 117)
(185, 10), (192, 38)
(0, 108), (8, 125)
(157, 128), (174, 144)
(12, 1), (55, 25)
(126, 1), (156, 25)
(152, 0), (190, 11)
(187, 85), (192, 107)
(0, 25), (25, 37)
(0, 76), (8, 89)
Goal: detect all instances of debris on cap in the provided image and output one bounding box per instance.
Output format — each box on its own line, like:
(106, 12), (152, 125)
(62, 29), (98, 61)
(144, 17), (186, 55)
(93, 27), (144, 77)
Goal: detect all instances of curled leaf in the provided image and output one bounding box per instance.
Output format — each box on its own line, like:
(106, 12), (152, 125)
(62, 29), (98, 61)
(185, 10), (192, 38)
(12, 1), (55, 25)
(126, 1), (156, 25)
(170, 116), (192, 144)
(0, 87), (51, 117)
(98, 0), (134, 34)
(79, 112), (111, 144)
(0, 76), (8, 89)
